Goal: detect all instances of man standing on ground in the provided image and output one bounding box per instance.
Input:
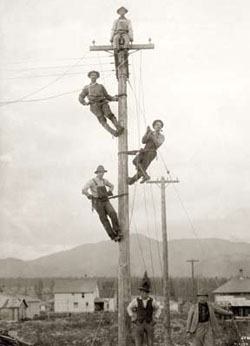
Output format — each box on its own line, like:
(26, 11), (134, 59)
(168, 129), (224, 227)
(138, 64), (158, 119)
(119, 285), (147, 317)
(78, 71), (124, 137)
(186, 290), (233, 346)
(128, 120), (165, 185)
(82, 165), (122, 242)
(127, 272), (162, 346)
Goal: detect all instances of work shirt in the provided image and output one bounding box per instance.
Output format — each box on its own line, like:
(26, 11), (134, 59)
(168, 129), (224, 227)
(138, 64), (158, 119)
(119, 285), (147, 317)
(110, 17), (133, 41)
(198, 303), (210, 323)
(79, 83), (114, 104)
(142, 131), (165, 151)
(82, 177), (114, 198)
(127, 296), (162, 321)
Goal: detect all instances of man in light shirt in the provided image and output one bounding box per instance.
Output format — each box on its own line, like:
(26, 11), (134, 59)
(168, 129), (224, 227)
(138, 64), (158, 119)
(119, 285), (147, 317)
(127, 272), (162, 346)
(82, 165), (122, 242)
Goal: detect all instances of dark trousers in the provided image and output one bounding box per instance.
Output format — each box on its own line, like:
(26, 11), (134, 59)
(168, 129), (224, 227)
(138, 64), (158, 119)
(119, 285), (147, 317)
(193, 322), (214, 346)
(90, 102), (120, 136)
(130, 150), (157, 183)
(93, 199), (120, 240)
(134, 321), (154, 346)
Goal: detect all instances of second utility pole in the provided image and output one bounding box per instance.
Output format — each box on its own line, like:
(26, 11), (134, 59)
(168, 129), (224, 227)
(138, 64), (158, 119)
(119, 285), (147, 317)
(147, 176), (179, 346)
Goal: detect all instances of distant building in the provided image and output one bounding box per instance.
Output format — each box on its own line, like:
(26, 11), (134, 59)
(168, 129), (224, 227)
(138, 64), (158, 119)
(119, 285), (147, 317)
(0, 294), (28, 321)
(15, 295), (41, 319)
(95, 281), (117, 312)
(213, 269), (250, 317)
(54, 279), (99, 313)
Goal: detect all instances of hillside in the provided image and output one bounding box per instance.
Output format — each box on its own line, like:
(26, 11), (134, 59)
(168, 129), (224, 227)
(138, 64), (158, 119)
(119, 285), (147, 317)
(0, 235), (249, 277)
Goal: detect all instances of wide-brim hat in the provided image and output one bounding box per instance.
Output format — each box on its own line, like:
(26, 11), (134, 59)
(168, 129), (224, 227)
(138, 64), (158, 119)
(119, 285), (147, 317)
(117, 6), (128, 14)
(138, 271), (151, 293)
(95, 165), (107, 174)
(138, 285), (151, 293)
(88, 70), (100, 78)
(152, 119), (164, 128)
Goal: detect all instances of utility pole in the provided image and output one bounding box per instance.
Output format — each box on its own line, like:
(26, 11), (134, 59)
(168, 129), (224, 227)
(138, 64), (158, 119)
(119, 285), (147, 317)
(186, 259), (199, 301)
(90, 41), (154, 346)
(147, 176), (179, 346)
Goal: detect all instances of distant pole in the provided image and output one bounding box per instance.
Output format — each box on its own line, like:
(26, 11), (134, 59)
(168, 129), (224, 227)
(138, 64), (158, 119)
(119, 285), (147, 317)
(186, 259), (199, 301)
(147, 176), (179, 346)
(90, 41), (154, 346)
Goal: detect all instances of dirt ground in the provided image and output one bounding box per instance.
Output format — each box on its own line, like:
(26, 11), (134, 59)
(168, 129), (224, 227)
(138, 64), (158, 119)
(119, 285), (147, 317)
(0, 312), (249, 346)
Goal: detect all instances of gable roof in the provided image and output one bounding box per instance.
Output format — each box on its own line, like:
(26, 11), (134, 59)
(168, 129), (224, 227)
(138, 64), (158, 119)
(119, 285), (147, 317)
(54, 278), (98, 293)
(213, 276), (250, 294)
(0, 294), (28, 309)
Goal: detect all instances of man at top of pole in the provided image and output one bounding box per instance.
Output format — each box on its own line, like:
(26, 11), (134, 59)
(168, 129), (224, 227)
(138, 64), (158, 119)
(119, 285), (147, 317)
(128, 120), (165, 185)
(78, 70), (124, 137)
(110, 6), (133, 79)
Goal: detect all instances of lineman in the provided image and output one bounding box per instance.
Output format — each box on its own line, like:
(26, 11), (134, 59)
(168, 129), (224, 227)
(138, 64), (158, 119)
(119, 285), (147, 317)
(82, 165), (122, 242)
(110, 6), (133, 78)
(127, 272), (162, 346)
(128, 120), (165, 185)
(186, 290), (233, 346)
(78, 70), (124, 137)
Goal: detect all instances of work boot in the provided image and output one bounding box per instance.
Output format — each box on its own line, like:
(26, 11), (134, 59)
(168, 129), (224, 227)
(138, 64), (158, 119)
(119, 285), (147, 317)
(116, 126), (124, 136)
(127, 177), (135, 185)
(140, 173), (150, 184)
(114, 234), (123, 242)
(102, 123), (118, 137)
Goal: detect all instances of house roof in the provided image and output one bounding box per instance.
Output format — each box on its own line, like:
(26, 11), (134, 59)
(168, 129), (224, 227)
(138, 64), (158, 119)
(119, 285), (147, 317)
(54, 279), (98, 293)
(0, 294), (28, 309)
(213, 276), (250, 294)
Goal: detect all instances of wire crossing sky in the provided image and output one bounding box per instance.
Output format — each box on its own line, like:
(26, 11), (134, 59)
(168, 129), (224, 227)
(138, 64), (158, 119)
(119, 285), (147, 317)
(0, 0), (250, 260)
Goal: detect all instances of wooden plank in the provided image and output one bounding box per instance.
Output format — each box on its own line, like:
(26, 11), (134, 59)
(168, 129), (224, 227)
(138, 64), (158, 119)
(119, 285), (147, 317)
(90, 43), (155, 51)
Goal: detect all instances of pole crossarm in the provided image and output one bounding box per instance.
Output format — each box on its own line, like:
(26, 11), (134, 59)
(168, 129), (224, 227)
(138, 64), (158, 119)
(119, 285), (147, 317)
(90, 43), (155, 52)
(147, 179), (180, 184)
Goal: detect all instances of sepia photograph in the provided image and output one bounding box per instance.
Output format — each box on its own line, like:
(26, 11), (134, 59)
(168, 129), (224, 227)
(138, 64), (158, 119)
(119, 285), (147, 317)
(0, 0), (250, 345)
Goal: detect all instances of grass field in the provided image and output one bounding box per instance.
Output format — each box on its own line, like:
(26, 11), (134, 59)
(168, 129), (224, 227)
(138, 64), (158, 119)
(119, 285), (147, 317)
(0, 312), (249, 346)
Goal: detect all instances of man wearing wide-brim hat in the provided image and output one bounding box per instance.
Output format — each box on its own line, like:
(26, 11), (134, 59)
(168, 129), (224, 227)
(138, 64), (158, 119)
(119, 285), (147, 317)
(127, 272), (162, 346)
(82, 165), (122, 242)
(186, 289), (233, 346)
(128, 120), (165, 185)
(78, 70), (124, 137)
(110, 6), (133, 50)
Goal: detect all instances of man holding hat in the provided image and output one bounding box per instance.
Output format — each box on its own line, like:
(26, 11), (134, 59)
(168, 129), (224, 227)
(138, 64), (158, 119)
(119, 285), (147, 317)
(128, 120), (165, 185)
(82, 165), (122, 242)
(186, 289), (233, 346)
(127, 272), (161, 346)
(78, 70), (124, 137)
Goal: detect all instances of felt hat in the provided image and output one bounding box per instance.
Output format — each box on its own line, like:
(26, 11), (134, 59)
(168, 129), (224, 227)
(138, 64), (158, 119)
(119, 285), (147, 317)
(88, 70), (100, 78)
(117, 6), (128, 14)
(138, 271), (151, 293)
(95, 165), (107, 174)
(152, 119), (164, 129)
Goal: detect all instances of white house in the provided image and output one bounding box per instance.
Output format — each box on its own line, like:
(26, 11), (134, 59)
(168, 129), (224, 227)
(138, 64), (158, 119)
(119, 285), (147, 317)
(54, 279), (99, 313)
(213, 269), (250, 318)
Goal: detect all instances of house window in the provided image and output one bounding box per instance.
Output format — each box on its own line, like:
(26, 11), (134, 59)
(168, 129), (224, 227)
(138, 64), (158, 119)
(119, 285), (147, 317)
(74, 302), (78, 308)
(72, 293), (75, 296)
(107, 303), (109, 310)
(82, 293), (85, 298)
(86, 302), (89, 307)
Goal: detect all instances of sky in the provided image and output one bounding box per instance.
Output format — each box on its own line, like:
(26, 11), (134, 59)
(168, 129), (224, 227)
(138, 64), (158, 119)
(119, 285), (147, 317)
(0, 0), (250, 260)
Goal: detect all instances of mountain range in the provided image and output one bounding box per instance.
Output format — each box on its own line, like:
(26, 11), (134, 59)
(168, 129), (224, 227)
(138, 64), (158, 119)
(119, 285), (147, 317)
(0, 235), (249, 278)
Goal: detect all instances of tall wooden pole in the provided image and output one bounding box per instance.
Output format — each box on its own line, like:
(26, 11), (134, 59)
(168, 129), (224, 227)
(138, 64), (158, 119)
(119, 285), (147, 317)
(147, 177), (179, 346)
(186, 259), (199, 301)
(90, 41), (154, 346)
(117, 50), (131, 346)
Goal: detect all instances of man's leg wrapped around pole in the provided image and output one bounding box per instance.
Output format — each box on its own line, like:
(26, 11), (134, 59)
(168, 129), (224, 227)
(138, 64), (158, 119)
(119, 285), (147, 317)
(105, 201), (121, 236)
(103, 104), (124, 134)
(90, 103), (118, 136)
(93, 200), (116, 240)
